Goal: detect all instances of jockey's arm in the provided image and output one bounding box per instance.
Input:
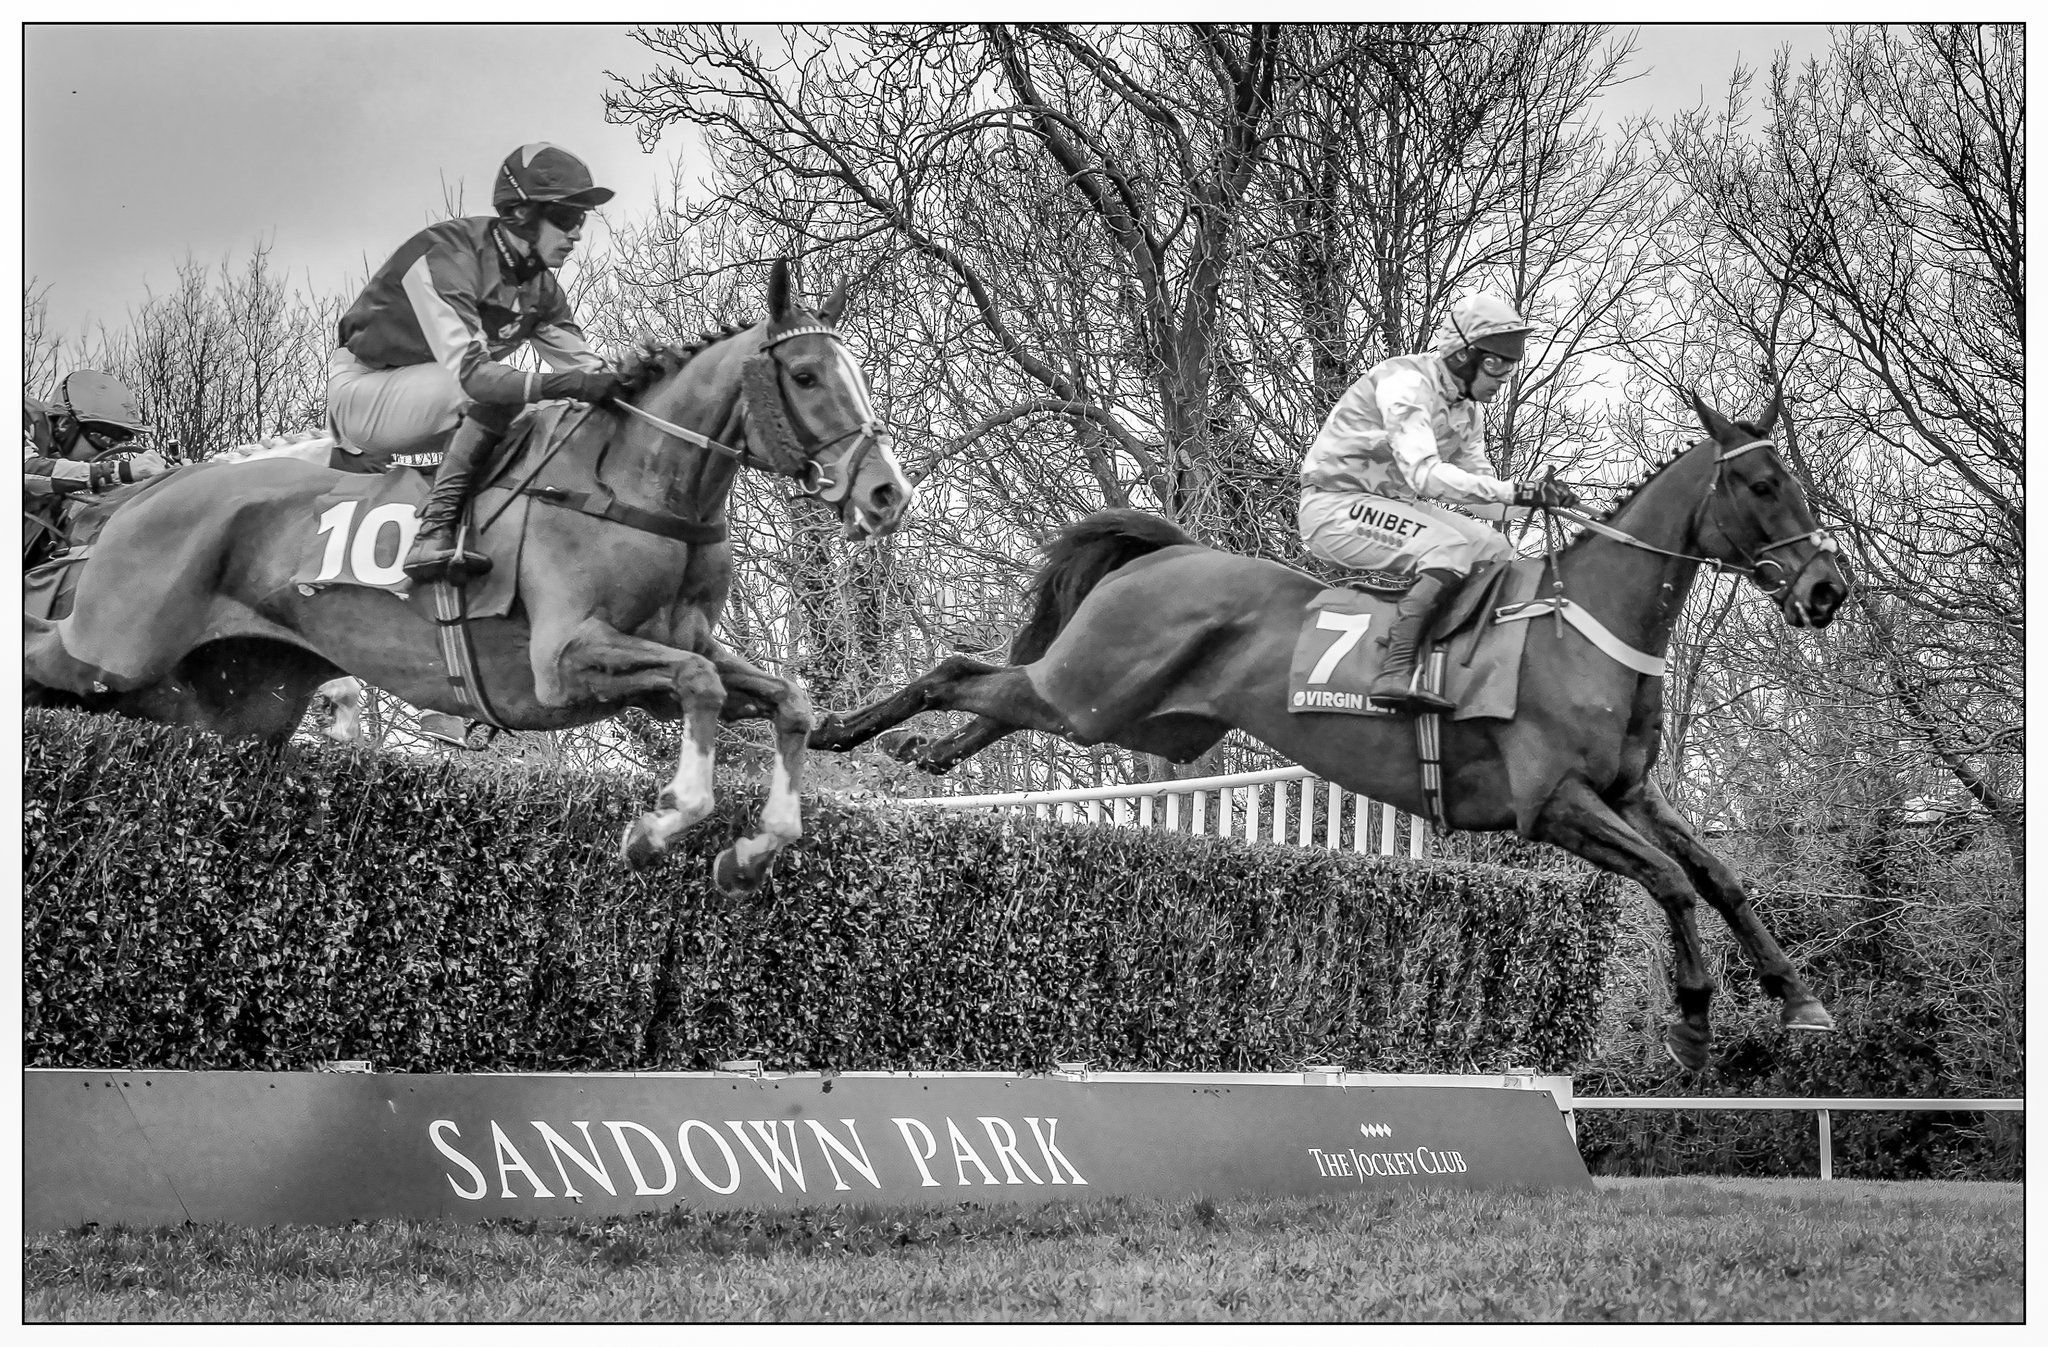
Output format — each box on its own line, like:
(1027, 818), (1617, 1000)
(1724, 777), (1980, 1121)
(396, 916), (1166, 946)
(529, 321), (605, 374)
(1377, 372), (1516, 508)
(404, 247), (600, 405)
(24, 452), (152, 497)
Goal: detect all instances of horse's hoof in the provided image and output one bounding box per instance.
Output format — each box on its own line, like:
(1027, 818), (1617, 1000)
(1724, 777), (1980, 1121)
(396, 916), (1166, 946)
(713, 846), (772, 898)
(878, 730), (928, 763)
(807, 717), (843, 749)
(1782, 1000), (1837, 1033)
(1661, 1023), (1710, 1073)
(619, 816), (666, 871)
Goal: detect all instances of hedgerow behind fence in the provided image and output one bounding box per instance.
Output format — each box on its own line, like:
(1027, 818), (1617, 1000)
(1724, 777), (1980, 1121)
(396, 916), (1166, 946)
(23, 709), (1617, 1074)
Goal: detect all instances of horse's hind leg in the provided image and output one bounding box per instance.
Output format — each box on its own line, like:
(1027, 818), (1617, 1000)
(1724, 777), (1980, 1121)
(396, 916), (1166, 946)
(319, 677), (365, 744)
(1535, 777), (1719, 1072)
(1621, 782), (1833, 1034)
(890, 715), (1018, 773)
(808, 655), (1009, 751)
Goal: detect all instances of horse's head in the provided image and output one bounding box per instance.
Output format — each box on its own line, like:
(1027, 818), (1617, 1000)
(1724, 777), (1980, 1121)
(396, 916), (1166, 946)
(1687, 390), (1849, 628)
(737, 259), (915, 539)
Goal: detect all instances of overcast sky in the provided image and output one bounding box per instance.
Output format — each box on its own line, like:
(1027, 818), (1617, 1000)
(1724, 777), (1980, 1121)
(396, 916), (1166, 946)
(24, 23), (1836, 349)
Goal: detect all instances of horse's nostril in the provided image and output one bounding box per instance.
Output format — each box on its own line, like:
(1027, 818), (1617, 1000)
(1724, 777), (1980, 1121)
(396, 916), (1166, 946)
(871, 482), (899, 508)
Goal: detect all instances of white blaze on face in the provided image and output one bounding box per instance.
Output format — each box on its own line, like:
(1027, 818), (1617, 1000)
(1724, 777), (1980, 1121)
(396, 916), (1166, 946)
(826, 342), (879, 426)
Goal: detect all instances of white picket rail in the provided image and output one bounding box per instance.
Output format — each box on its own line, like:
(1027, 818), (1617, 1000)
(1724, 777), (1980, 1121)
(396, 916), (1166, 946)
(1572, 1096), (2025, 1181)
(901, 764), (1429, 859)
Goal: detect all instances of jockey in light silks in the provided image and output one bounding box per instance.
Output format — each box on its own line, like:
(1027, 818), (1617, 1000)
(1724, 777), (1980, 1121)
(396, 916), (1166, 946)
(328, 143), (622, 585)
(1297, 293), (1580, 714)
(24, 370), (170, 568)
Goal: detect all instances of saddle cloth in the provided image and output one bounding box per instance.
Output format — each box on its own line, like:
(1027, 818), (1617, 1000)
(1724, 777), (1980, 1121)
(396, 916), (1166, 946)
(281, 405), (574, 620)
(286, 466), (530, 620)
(1287, 559), (1545, 721)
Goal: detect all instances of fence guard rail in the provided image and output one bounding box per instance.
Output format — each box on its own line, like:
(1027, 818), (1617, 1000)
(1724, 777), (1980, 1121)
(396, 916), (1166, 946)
(1570, 1097), (2024, 1181)
(901, 764), (1429, 859)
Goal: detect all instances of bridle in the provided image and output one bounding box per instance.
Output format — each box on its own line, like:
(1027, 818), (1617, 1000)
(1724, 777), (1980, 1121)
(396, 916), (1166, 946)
(1549, 438), (1839, 602)
(612, 323), (889, 507)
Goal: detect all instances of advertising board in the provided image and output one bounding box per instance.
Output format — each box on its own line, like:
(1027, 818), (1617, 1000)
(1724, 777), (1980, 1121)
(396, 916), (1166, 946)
(25, 1070), (1589, 1230)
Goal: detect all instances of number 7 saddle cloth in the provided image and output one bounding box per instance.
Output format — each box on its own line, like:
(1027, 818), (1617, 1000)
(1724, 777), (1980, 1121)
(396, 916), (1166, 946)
(1286, 559), (1546, 721)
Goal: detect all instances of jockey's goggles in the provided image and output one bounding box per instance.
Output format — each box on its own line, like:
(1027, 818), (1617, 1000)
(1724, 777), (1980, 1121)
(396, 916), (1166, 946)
(79, 422), (136, 448)
(1477, 352), (1519, 377)
(538, 202), (588, 233)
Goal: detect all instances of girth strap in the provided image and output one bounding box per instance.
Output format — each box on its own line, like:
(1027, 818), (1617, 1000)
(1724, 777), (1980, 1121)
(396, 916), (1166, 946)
(424, 578), (508, 730)
(523, 485), (729, 546)
(1415, 649), (1450, 835)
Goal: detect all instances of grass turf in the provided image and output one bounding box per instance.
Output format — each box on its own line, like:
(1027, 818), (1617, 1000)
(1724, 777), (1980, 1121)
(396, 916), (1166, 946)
(25, 1177), (2021, 1323)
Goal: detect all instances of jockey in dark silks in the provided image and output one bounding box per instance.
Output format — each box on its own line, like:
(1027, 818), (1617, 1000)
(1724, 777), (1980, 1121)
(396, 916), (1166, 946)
(327, 142), (621, 586)
(1297, 293), (1581, 713)
(24, 370), (169, 569)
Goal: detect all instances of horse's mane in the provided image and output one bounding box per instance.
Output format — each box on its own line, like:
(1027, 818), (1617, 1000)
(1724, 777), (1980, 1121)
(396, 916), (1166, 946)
(1591, 417), (1769, 525)
(612, 319), (757, 399)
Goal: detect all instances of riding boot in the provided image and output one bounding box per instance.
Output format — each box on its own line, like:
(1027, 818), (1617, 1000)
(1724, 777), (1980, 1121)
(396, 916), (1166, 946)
(1367, 568), (1464, 714)
(402, 414), (504, 585)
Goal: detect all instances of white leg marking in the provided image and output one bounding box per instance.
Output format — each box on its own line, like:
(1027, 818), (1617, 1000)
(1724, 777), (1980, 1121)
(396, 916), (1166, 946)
(731, 757), (802, 869)
(664, 733), (717, 829)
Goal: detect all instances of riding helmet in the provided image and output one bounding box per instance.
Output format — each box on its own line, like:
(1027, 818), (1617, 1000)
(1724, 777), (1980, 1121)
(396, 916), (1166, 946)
(1436, 293), (1534, 362)
(56, 370), (152, 433)
(492, 143), (615, 212)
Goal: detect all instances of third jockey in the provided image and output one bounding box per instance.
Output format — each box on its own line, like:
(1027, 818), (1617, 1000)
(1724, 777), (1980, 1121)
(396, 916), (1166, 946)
(328, 142), (622, 584)
(1297, 293), (1580, 714)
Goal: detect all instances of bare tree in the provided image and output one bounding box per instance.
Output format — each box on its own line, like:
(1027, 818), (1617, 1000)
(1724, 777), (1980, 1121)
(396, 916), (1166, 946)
(1644, 24), (2022, 872)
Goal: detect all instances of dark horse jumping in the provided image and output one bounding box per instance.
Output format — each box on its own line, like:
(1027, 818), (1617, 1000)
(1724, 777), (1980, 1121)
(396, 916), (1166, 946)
(811, 393), (1849, 1069)
(25, 260), (914, 894)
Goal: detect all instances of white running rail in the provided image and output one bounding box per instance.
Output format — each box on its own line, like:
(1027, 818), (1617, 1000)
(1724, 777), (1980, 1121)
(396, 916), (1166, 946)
(1572, 1096), (2025, 1181)
(901, 764), (1429, 860)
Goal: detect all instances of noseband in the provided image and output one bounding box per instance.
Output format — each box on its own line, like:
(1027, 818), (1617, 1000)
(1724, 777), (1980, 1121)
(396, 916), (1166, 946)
(613, 324), (887, 505)
(1699, 439), (1840, 600)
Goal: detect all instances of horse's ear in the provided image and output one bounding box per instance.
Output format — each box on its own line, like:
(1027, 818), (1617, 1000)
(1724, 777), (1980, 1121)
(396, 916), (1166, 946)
(1686, 389), (1739, 445)
(768, 257), (792, 320)
(819, 276), (849, 326)
(1755, 388), (1784, 436)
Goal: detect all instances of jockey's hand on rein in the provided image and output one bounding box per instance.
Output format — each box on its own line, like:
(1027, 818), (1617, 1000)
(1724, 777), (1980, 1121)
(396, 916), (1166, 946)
(113, 450), (171, 483)
(539, 369), (623, 407)
(1512, 475), (1581, 511)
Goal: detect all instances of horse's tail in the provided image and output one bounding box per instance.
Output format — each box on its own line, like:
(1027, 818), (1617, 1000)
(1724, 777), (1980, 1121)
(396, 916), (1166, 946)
(1009, 509), (1197, 664)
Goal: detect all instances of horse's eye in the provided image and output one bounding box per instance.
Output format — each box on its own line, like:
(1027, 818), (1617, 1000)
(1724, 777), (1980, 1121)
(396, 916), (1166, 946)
(792, 371), (818, 388)
(1751, 479), (1775, 498)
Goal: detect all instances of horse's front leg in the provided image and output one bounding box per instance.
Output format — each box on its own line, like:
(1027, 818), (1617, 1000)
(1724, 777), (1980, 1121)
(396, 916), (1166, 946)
(1620, 781), (1835, 1034)
(807, 655), (1008, 751)
(703, 641), (814, 897)
(1534, 776), (1720, 1072)
(533, 616), (727, 873)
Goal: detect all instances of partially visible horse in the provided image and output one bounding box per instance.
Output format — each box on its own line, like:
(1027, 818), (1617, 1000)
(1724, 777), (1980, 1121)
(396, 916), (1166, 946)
(25, 259), (914, 893)
(811, 393), (1849, 1069)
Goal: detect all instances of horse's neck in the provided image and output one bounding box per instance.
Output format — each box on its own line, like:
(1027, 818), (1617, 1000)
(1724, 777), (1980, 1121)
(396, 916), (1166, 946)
(604, 343), (751, 521)
(1557, 449), (1713, 652)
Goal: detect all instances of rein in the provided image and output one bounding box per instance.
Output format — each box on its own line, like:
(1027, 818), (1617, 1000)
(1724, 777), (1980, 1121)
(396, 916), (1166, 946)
(1506, 437), (1840, 676)
(1547, 439), (1837, 596)
(612, 323), (887, 508)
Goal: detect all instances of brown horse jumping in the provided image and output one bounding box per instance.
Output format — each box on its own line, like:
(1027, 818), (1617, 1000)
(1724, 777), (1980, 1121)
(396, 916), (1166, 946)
(811, 393), (1849, 1069)
(25, 260), (914, 893)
